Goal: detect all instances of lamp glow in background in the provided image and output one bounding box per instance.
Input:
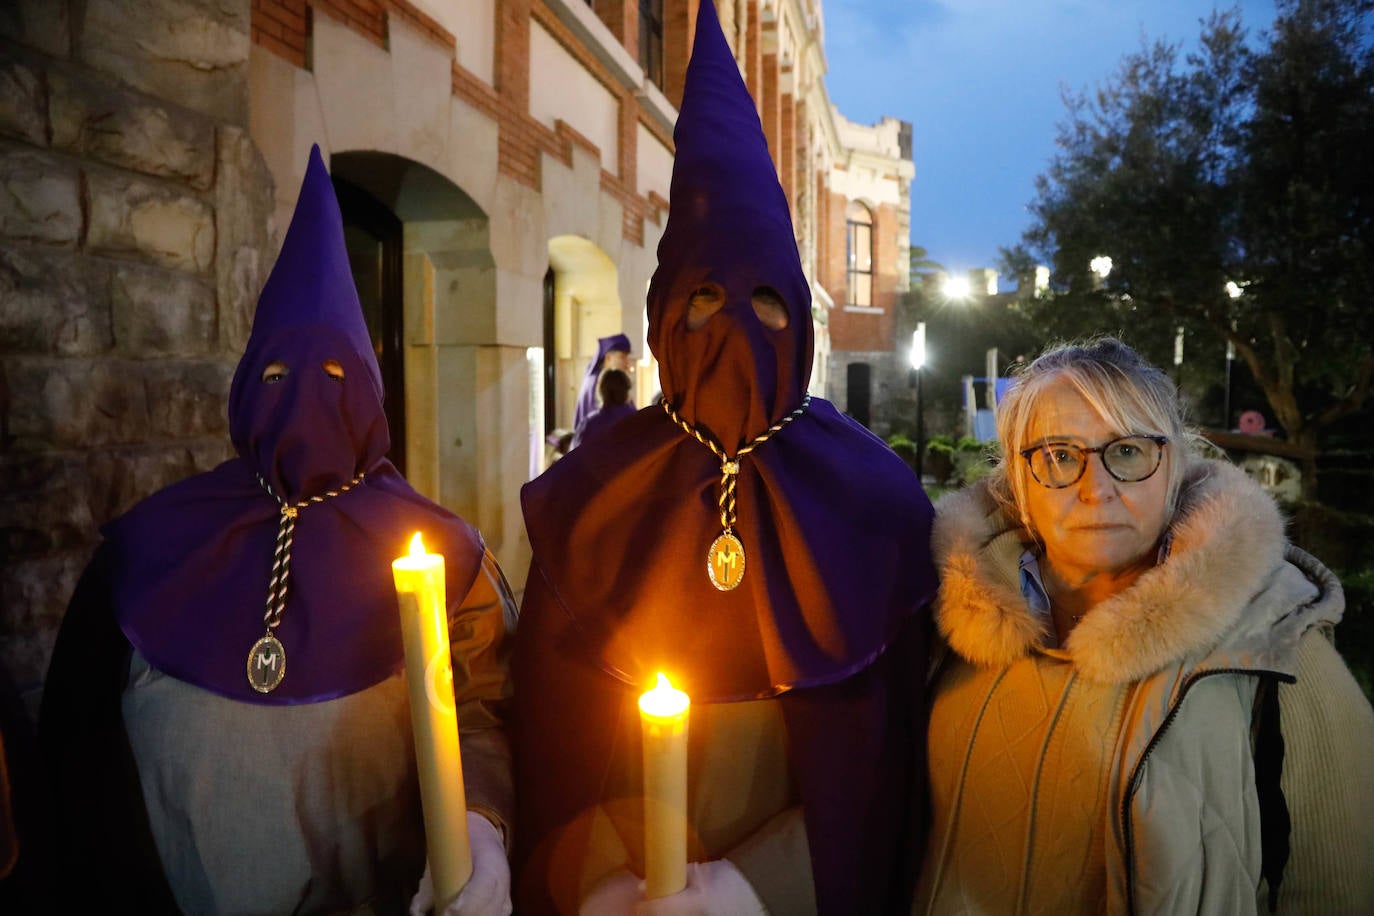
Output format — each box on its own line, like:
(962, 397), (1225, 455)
(942, 275), (970, 299)
(1225, 281), (1243, 299)
(910, 323), (927, 371)
(1089, 255), (1114, 280)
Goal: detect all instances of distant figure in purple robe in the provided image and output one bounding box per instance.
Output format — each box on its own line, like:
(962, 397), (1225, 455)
(573, 334), (634, 432)
(570, 368), (635, 450)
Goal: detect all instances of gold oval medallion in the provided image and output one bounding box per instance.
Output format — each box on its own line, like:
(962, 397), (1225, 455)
(707, 532), (746, 591)
(247, 634), (287, 693)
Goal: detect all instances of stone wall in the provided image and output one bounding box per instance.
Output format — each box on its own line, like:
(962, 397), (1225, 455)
(0, 0), (274, 718)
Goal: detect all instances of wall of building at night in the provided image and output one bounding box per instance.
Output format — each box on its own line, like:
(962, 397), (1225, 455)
(0, 0), (276, 716)
(824, 110), (915, 435)
(0, 0), (914, 715)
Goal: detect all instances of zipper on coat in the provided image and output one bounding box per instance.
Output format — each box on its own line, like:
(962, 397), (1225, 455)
(1120, 667), (1293, 915)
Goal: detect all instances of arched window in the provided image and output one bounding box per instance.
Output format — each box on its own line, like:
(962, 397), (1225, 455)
(846, 201), (873, 307)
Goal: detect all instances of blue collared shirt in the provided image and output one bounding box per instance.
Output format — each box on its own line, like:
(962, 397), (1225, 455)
(1019, 532), (1175, 629)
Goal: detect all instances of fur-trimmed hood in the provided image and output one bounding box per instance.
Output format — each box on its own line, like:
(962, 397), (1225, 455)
(933, 458), (1344, 684)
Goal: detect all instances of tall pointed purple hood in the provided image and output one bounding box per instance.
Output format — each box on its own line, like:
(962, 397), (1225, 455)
(523, 0), (935, 700)
(648, 0), (812, 449)
(104, 145), (483, 705)
(228, 145), (388, 505)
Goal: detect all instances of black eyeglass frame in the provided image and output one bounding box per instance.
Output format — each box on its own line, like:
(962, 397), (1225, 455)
(1019, 435), (1169, 489)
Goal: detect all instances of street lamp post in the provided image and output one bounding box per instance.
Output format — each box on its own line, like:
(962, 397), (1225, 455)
(1173, 326), (1185, 389)
(1223, 339), (1234, 430)
(910, 322), (926, 482)
(1223, 283), (1242, 430)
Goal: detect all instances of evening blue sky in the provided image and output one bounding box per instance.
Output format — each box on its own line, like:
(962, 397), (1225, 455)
(822, 0), (1279, 286)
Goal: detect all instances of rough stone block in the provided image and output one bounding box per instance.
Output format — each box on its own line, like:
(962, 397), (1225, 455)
(187, 437), (235, 474)
(111, 263), (215, 356)
(0, 550), (91, 698)
(0, 146), (80, 245)
(83, 443), (204, 523)
(0, 56), (47, 147)
(0, 1), (71, 59)
(0, 246), (113, 355)
(77, 0), (250, 126)
(49, 68), (216, 189)
(0, 451), (97, 557)
(142, 359), (233, 439)
(215, 125), (274, 352)
(4, 357), (149, 448)
(86, 169), (216, 273)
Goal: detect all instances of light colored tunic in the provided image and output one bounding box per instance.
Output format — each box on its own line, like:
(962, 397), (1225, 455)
(123, 553), (513, 916)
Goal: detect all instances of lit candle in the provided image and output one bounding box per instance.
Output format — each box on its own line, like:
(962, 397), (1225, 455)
(393, 532), (472, 906)
(639, 672), (690, 899)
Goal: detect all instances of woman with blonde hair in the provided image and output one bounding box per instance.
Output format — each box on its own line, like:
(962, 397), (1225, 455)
(917, 336), (1374, 914)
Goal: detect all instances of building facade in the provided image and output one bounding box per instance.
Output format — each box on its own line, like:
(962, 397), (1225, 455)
(0, 0), (912, 710)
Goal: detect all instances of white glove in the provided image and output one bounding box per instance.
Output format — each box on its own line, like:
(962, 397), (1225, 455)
(580, 867), (643, 915)
(580, 861), (766, 916)
(410, 812), (512, 916)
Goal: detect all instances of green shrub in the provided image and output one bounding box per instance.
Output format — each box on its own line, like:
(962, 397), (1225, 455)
(926, 434), (956, 456)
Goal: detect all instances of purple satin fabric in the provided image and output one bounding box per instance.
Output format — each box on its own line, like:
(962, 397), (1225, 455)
(523, 401), (934, 702)
(521, 0), (936, 702)
(106, 459), (483, 705)
(107, 145), (484, 704)
(573, 333), (632, 431)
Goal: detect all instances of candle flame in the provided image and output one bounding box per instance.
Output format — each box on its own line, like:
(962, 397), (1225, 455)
(409, 532), (426, 557)
(639, 672), (689, 718)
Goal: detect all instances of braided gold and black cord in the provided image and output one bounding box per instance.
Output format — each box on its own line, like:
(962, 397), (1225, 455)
(256, 472), (365, 632)
(661, 395), (810, 532)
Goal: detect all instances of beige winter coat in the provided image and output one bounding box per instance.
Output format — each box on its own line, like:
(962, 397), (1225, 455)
(918, 459), (1374, 915)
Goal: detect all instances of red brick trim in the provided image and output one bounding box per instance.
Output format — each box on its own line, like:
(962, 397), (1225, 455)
(251, 0), (678, 244)
(252, 0), (309, 68)
(452, 62), (502, 120)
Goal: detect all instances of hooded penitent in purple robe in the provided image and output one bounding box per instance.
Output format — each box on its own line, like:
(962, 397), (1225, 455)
(103, 145), (484, 705)
(512, 3), (937, 912)
(40, 147), (502, 910)
(573, 333), (633, 432)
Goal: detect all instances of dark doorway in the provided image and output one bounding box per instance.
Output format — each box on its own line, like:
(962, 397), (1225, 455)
(334, 176), (406, 476)
(847, 362), (872, 428)
(543, 266), (558, 436)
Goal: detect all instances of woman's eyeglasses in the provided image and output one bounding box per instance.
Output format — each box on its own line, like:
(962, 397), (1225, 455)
(1020, 435), (1168, 489)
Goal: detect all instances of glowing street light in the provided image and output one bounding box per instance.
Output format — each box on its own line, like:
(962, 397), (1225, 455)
(1225, 280), (1243, 299)
(910, 322), (927, 480)
(942, 275), (970, 299)
(1089, 255), (1113, 280)
(910, 323), (927, 371)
